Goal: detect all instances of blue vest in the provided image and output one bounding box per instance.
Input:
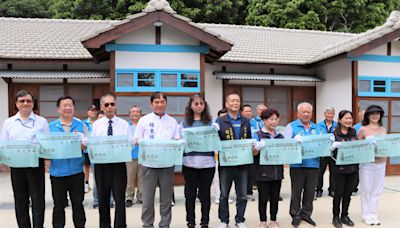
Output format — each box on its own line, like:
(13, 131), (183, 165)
(317, 120), (337, 134)
(49, 118), (84, 177)
(289, 119), (322, 169)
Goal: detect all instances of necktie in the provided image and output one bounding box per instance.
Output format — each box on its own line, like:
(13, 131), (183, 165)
(108, 120), (113, 136)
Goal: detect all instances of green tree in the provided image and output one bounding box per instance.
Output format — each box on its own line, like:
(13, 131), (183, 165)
(0, 0), (51, 18)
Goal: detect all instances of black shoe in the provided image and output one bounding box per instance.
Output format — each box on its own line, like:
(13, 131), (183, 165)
(125, 200), (133, 208)
(332, 216), (342, 228)
(92, 203), (98, 209)
(341, 216), (355, 227)
(200, 225), (208, 228)
(292, 218), (301, 227)
(316, 191), (323, 198)
(329, 191), (335, 197)
(187, 224), (195, 228)
(279, 196), (283, 201)
(301, 216), (316, 226)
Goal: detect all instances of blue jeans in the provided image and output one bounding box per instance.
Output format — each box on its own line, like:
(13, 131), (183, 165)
(218, 165), (248, 224)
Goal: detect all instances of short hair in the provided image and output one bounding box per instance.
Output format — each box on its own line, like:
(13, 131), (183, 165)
(56, 96), (75, 107)
(15, 90), (34, 102)
(297, 102), (313, 112)
(225, 93), (240, 101)
(324, 107), (335, 113)
(241, 104), (252, 110)
(100, 93), (116, 104)
(150, 92), (167, 103)
(129, 105), (142, 114)
(257, 104), (267, 110)
(260, 108), (280, 120)
(217, 108), (228, 116)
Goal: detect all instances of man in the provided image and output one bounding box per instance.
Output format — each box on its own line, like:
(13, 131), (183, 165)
(316, 107), (337, 198)
(253, 104), (267, 130)
(125, 105), (143, 207)
(241, 104), (256, 202)
(49, 96), (86, 228)
(0, 90), (48, 228)
(284, 102), (322, 227)
(91, 93), (131, 228)
(83, 105), (98, 193)
(353, 110), (365, 133)
(216, 94), (252, 228)
(134, 92), (180, 228)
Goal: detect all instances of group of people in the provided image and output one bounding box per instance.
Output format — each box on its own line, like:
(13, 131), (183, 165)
(0, 90), (389, 228)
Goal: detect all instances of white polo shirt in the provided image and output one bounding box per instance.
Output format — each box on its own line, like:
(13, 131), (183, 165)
(91, 116), (131, 138)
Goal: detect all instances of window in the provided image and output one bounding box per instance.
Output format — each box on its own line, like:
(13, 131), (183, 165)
(358, 77), (400, 97)
(115, 69), (200, 92)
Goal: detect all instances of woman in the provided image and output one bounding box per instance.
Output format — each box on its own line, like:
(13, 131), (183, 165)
(253, 108), (283, 228)
(357, 105), (387, 225)
(330, 110), (359, 228)
(181, 93), (215, 228)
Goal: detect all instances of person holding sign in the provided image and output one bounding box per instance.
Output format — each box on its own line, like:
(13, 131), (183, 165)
(284, 102), (322, 227)
(90, 93), (132, 228)
(180, 94), (215, 228)
(357, 105), (387, 226)
(0, 90), (48, 228)
(215, 93), (252, 228)
(252, 108), (284, 228)
(48, 96), (87, 228)
(134, 92), (180, 228)
(330, 110), (359, 228)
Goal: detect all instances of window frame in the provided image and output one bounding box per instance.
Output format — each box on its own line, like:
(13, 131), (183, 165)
(358, 76), (400, 97)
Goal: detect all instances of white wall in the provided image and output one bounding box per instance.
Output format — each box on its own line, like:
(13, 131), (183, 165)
(116, 26), (155, 44)
(366, 45), (387, 55)
(161, 25), (199, 45)
(115, 52), (199, 70)
(316, 59), (352, 122)
(391, 40), (400, 56)
(0, 79), (9, 130)
(359, 61), (400, 77)
(205, 64), (223, 119)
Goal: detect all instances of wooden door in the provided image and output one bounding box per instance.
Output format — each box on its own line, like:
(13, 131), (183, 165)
(292, 87), (316, 122)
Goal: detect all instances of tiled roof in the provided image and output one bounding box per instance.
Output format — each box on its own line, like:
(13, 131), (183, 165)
(214, 72), (323, 82)
(0, 10), (399, 65)
(0, 70), (109, 79)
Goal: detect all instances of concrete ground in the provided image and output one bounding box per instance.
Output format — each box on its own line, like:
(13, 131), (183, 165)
(0, 168), (399, 228)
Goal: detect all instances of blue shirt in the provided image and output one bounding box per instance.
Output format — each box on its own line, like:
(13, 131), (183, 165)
(317, 120), (337, 134)
(253, 115), (265, 130)
(228, 113), (242, 139)
(354, 122), (362, 133)
(129, 122), (139, 159)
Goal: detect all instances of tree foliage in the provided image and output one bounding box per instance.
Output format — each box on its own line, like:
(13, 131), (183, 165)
(0, 0), (51, 18)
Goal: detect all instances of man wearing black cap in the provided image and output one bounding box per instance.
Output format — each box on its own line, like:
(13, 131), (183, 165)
(83, 105), (99, 193)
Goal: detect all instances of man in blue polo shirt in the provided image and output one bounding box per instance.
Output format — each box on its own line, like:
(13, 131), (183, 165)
(284, 102), (322, 228)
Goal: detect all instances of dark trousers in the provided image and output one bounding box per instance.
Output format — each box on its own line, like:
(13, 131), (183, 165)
(95, 163), (127, 228)
(182, 166), (215, 226)
(332, 172), (358, 217)
(247, 164), (255, 195)
(289, 168), (319, 219)
(50, 172), (86, 228)
(316, 157), (335, 193)
(218, 165), (248, 224)
(257, 180), (282, 222)
(11, 163), (45, 228)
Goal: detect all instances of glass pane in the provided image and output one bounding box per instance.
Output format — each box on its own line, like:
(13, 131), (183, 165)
(391, 81), (400, 93)
(138, 73), (155, 80)
(392, 100), (400, 115)
(390, 156), (400, 165)
(138, 80), (155, 87)
(116, 96), (152, 115)
(373, 80), (385, 86)
(161, 74), (177, 87)
(40, 86), (63, 101)
(166, 97), (188, 114)
(117, 73), (133, 87)
(391, 117), (400, 132)
(382, 116), (388, 130)
(359, 80), (371, 92)
(359, 100), (388, 113)
(181, 73), (198, 80)
(181, 81), (198, 88)
(73, 100), (91, 118)
(242, 87), (264, 103)
(39, 101), (58, 117)
(373, 87), (386, 92)
(67, 85), (92, 100)
(267, 88), (288, 103)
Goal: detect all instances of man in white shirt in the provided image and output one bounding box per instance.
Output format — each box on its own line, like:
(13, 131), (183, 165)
(134, 92), (180, 228)
(0, 90), (49, 228)
(91, 93), (131, 228)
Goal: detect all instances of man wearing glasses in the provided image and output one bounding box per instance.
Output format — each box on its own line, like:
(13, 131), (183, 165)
(1, 90), (49, 228)
(90, 93), (132, 228)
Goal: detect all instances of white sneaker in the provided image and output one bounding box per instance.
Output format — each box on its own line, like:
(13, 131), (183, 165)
(84, 183), (90, 193)
(215, 198), (220, 204)
(247, 194), (255, 201)
(218, 222), (228, 228)
(268, 221), (280, 228)
(236, 222), (247, 228)
(363, 218), (374, 226)
(228, 198), (234, 204)
(373, 219), (381, 225)
(259, 221), (267, 228)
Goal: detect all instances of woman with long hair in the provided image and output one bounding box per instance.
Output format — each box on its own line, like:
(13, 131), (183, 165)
(253, 108), (283, 228)
(330, 110), (359, 228)
(181, 93), (215, 228)
(357, 105), (387, 225)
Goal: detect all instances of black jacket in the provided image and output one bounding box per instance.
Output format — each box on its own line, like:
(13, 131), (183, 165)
(254, 130), (284, 182)
(216, 114), (251, 141)
(332, 126), (359, 174)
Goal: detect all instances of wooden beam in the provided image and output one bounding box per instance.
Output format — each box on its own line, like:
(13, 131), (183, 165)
(309, 53), (347, 68)
(388, 42), (392, 56)
(351, 61), (358, 117)
(200, 53), (205, 94)
(156, 26), (161, 44)
(110, 51), (115, 94)
(214, 61), (308, 70)
(63, 78), (68, 95)
(348, 28), (400, 58)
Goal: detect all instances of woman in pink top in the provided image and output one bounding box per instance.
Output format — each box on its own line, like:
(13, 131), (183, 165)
(357, 105), (387, 226)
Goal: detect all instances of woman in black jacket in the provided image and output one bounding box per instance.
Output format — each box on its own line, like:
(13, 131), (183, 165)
(253, 108), (283, 228)
(330, 110), (359, 228)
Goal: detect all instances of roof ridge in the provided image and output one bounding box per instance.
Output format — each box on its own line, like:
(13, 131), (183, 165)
(199, 23), (357, 37)
(0, 17), (118, 23)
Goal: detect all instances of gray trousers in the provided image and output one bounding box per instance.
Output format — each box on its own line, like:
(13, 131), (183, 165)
(289, 168), (319, 219)
(141, 166), (174, 228)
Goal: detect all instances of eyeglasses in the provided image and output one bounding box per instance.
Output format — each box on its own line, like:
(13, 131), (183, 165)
(17, 99), (33, 104)
(103, 102), (115, 108)
(193, 102), (204, 106)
